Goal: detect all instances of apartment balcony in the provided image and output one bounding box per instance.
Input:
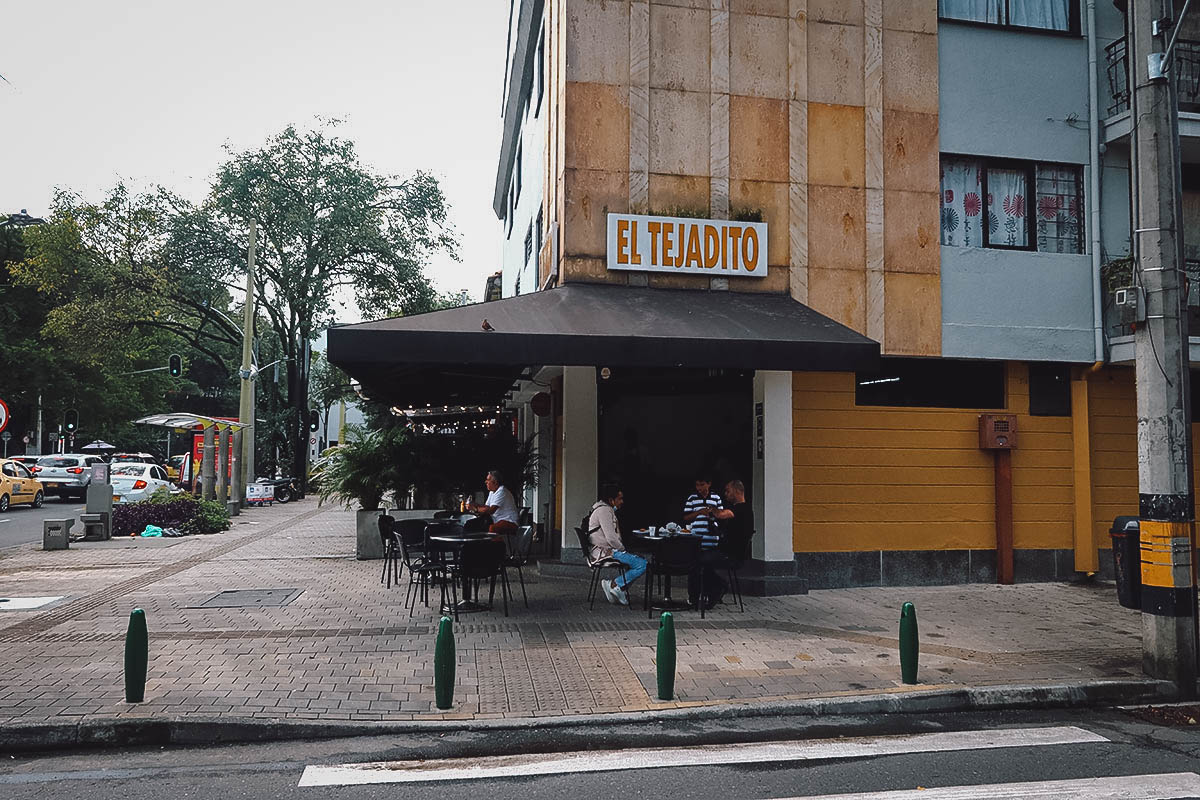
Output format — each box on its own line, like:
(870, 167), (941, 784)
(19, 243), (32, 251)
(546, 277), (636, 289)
(1103, 35), (1200, 147)
(1103, 258), (1200, 363)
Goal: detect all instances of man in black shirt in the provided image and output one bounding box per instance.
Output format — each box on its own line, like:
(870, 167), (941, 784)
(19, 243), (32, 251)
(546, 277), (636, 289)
(689, 479), (754, 609)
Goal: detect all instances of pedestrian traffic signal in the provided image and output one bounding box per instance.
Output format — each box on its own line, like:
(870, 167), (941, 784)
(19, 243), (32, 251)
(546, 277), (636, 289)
(64, 409), (78, 433)
(308, 409), (320, 432)
(168, 354), (183, 378)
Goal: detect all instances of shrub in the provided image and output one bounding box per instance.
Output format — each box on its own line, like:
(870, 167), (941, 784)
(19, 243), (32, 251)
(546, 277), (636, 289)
(111, 493), (231, 537)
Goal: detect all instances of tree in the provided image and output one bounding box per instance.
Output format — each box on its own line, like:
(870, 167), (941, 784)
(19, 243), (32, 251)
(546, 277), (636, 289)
(203, 122), (460, 492)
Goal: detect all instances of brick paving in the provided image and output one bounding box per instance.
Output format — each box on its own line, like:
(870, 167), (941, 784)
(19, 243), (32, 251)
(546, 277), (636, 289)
(0, 501), (1146, 726)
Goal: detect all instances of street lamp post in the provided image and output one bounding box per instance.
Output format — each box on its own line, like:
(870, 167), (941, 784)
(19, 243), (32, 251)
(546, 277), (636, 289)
(238, 219), (257, 507)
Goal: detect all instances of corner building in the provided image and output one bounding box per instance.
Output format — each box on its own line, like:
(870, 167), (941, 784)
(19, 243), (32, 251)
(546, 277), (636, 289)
(331, 1), (1200, 591)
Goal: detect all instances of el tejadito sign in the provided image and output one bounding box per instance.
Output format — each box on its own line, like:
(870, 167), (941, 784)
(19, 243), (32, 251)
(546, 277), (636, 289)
(606, 213), (768, 277)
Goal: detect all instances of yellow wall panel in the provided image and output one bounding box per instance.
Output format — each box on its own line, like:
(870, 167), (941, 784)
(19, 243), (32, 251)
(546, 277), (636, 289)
(793, 364), (1076, 554)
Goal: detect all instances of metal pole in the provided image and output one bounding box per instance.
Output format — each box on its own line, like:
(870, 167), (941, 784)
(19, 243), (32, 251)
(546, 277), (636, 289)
(34, 392), (42, 456)
(238, 219), (257, 506)
(1130, 0), (1197, 695)
(201, 425), (216, 502)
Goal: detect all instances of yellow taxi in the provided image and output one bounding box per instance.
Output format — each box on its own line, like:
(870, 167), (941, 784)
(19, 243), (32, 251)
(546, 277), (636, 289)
(0, 458), (46, 512)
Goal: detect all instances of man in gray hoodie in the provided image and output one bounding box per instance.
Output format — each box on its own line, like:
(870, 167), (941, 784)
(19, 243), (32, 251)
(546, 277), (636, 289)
(587, 483), (646, 605)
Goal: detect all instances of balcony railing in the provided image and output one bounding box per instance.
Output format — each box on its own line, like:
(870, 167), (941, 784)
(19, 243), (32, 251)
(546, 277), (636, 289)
(1106, 35), (1200, 117)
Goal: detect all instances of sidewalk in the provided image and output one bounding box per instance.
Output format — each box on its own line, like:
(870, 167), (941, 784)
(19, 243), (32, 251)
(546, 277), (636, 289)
(0, 502), (1169, 748)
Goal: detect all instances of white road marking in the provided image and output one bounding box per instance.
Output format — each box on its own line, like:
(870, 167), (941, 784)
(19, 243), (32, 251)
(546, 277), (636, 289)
(0, 518), (10, 523)
(297, 726), (1107, 787)
(772, 772), (1200, 799)
(0, 596), (64, 611)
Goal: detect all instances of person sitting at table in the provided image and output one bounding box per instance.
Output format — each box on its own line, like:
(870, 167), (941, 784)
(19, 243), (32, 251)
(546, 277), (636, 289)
(466, 470), (520, 535)
(689, 479), (754, 610)
(588, 483), (646, 606)
(682, 471), (723, 546)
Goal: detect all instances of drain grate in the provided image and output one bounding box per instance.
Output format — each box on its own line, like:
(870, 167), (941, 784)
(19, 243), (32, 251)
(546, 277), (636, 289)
(191, 588), (303, 608)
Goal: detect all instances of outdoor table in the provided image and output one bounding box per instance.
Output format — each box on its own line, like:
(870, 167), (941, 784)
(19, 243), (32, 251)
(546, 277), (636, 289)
(630, 530), (702, 612)
(427, 531), (499, 613)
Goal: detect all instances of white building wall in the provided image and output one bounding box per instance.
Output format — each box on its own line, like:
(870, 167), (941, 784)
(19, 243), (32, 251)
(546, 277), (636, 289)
(499, 15), (545, 298)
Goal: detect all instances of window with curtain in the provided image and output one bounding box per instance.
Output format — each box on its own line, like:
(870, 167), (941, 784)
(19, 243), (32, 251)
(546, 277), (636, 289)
(938, 0), (1075, 33)
(941, 155), (1084, 253)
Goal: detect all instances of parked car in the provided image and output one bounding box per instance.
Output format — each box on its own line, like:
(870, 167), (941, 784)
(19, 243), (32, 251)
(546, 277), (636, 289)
(35, 454), (104, 499)
(10, 456), (41, 472)
(0, 458), (45, 511)
(110, 452), (158, 466)
(110, 462), (174, 505)
(166, 454), (187, 482)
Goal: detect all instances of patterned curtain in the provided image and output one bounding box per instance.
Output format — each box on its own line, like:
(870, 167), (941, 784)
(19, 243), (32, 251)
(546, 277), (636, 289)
(940, 158), (984, 248)
(1009, 0), (1070, 31)
(938, 0), (1002, 23)
(1035, 166), (1082, 254)
(987, 167), (1027, 247)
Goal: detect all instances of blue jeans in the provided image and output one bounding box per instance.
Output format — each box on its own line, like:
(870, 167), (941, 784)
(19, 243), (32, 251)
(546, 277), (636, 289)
(611, 550), (647, 589)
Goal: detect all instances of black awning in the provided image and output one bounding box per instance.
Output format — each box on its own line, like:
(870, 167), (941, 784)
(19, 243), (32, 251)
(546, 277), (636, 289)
(328, 283), (878, 406)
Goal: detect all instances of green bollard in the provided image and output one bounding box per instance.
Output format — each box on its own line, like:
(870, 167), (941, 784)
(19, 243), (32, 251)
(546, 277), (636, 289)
(434, 616), (455, 710)
(899, 601), (919, 685)
(656, 612), (676, 701)
(124, 608), (148, 703)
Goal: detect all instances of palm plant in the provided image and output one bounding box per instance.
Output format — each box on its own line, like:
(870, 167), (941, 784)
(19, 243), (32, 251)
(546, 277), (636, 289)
(315, 424), (400, 510)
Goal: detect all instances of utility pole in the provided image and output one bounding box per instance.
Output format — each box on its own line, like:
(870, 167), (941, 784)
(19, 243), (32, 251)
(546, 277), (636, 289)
(237, 219), (257, 506)
(1130, 0), (1197, 695)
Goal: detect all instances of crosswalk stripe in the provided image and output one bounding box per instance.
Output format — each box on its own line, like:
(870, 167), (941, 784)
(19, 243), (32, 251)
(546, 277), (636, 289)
(771, 771), (1200, 799)
(297, 726), (1107, 787)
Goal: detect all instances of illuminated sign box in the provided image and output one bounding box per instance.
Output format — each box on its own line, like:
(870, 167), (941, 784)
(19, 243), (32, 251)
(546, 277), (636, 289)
(606, 213), (768, 277)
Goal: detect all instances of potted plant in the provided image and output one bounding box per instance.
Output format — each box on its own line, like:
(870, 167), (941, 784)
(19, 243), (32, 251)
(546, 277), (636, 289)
(316, 425), (399, 559)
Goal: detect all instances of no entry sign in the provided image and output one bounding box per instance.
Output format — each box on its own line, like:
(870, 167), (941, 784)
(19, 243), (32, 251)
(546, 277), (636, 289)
(0, 398), (8, 434)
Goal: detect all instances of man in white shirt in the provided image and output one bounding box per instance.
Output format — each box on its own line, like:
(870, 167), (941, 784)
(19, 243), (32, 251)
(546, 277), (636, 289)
(587, 483), (646, 605)
(467, 470), (520, 534)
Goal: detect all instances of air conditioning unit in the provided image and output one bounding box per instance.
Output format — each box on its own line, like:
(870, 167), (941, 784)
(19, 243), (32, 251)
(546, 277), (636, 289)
(1113, 286), (1145, 325)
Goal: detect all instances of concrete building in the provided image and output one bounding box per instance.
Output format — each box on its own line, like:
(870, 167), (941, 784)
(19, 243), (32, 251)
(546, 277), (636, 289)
(331, 1), (1200, 591)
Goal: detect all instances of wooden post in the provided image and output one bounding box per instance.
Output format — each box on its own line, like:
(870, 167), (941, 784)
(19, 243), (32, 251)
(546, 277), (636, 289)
(994, 450), (1013, 585)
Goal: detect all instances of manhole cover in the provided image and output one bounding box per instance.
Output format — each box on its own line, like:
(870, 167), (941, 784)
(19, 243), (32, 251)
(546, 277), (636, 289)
(192, 589), (303, 608)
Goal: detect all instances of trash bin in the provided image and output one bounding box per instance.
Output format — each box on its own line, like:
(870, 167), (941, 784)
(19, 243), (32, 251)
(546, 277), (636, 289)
(1110, 515), (1141, 610)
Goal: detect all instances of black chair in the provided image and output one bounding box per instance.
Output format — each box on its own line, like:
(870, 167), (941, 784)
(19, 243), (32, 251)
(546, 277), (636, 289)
(378, 514), (401, 589)
(720, 530), (755, 612)
(646, 535), (706, 619)
(518, 506), (533, 526)
(395, 518), (434, 612)
(442, 538), (511, 620)
(433, 510), (457, 519)
(574, 527), (628, 611)
(463, 515), (492, 534)
(504, 524), (536, 608)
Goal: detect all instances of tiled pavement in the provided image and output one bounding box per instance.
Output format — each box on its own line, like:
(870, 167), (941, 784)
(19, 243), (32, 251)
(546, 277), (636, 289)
(0, 501), (1147, 726)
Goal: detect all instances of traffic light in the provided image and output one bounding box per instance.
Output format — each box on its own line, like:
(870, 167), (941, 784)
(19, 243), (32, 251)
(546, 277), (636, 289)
(63, 409), (78, 433)
(168, 354), (183, 378)
(308, 409), (320, 432)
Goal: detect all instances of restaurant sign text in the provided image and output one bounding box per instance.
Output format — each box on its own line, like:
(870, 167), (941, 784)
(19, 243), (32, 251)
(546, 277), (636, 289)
(606, 213), (768, 277)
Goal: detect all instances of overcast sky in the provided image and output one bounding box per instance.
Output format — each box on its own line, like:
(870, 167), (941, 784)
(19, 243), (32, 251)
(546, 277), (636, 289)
(0, 0), (508, 307)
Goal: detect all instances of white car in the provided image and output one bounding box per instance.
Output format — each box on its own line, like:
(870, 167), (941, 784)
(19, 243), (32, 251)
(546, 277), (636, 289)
(110, 462), (174, 505)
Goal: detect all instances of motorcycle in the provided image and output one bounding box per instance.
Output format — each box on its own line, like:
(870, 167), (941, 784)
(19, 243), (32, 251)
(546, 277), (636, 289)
(254, 477), (297, 504)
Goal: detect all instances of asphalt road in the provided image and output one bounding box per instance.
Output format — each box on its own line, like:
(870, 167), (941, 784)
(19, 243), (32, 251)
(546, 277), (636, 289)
(2, 708), (1199, 800)
(0, 496), (84, 550)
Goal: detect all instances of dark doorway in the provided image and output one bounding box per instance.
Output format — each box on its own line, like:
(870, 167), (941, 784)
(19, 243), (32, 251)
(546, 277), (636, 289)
(597, 368), (753, 531)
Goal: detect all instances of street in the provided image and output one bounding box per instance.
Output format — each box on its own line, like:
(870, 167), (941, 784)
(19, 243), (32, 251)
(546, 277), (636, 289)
(0, 496), (83, 551)
(3, 708), (1200, 799)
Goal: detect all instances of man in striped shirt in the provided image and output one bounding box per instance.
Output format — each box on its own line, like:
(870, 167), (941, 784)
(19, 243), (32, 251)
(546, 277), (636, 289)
(683, 472), (723, 546)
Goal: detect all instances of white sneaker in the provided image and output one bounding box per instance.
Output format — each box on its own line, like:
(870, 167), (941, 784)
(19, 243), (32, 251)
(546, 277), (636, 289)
(601, 578), (618, 604)
(615, 584), (629, 606)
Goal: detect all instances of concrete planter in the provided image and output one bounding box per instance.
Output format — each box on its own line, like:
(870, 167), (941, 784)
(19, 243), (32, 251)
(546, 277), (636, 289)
(355, 508), (385, 560)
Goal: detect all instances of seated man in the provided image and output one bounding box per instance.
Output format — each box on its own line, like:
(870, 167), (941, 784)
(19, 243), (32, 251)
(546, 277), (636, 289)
(682, 472), (723, 547)
(466, 470), (520, 535)
(689, 479), (754, 610)
(587, 483), (646, 606)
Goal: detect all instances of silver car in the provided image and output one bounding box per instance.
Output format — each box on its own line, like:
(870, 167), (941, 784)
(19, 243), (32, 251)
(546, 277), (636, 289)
(34, 454), (103, 500)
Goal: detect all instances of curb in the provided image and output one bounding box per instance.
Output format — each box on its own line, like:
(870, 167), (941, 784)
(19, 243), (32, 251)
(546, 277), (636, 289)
(0, 678), (1177, 755)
